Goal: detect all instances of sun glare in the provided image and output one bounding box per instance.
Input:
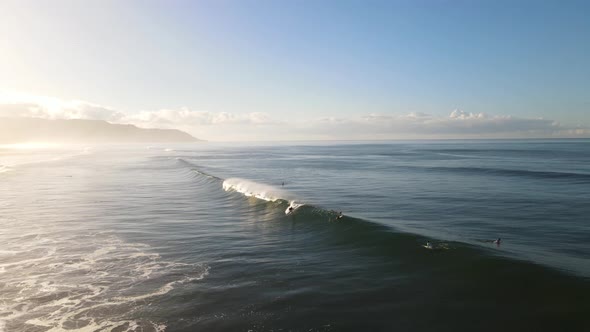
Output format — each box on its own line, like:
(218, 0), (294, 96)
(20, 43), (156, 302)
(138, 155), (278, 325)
(0, 142), (62, 150)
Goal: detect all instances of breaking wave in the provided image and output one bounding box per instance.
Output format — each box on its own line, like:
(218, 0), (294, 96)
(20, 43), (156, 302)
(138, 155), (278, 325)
(222, 178), (291, 203)
(222, 178), (305, 214)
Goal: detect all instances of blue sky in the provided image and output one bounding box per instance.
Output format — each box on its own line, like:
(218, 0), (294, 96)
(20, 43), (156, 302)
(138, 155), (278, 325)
(0, 0), (589, 140)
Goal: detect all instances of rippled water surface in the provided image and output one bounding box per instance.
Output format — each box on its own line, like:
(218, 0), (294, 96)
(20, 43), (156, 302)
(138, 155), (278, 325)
(1, 140), (589, 331)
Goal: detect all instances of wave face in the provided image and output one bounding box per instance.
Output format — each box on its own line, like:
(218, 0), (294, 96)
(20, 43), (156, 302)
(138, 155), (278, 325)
(1, 141), (589, 331)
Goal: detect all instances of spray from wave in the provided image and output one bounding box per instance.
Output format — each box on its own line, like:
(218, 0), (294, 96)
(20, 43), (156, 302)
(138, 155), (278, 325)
(222, 178), (304, 214)
(222, 178), (287, 202)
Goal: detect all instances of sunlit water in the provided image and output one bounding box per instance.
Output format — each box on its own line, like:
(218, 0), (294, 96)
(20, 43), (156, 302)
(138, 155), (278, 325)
(1, 140), (589, 331)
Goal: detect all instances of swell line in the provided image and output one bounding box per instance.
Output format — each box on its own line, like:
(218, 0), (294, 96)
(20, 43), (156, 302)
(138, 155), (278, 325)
(175, 156), (590, 278)
(414, 165), (590, 181)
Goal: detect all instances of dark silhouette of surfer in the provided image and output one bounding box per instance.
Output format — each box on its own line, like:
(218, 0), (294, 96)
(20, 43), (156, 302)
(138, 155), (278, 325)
(493, 238), (501, 246)
(330, 211), (343, 221)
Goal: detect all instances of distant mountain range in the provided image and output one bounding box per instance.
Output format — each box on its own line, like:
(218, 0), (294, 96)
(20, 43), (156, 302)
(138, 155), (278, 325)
(0, 117), (201, 143)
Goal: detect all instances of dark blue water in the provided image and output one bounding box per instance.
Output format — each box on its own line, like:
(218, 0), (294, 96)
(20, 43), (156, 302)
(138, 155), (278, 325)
(1, 140), (588, 331)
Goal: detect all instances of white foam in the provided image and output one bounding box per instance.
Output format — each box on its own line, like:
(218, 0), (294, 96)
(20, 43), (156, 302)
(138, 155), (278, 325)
(222, 178), (298, 204)
(114, 282), (176, 302)
(153, 322), (168, 332)
(0, 231), (207, 331)
(0, 247), (57, 269)
(285, 201), (305, 215)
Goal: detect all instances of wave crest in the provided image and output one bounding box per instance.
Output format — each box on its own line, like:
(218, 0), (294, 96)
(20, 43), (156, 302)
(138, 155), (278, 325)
(222, 178), (290, 202)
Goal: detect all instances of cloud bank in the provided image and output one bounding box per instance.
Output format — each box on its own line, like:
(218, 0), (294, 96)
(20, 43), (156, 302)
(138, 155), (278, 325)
(0, 95), (588, 141)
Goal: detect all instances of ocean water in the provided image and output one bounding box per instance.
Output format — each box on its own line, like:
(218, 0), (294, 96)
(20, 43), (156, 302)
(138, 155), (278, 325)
(0, 140), (589, 331)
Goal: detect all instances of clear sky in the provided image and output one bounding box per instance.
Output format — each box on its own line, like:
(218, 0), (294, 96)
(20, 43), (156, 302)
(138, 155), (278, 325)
(1, 0), (589, 141)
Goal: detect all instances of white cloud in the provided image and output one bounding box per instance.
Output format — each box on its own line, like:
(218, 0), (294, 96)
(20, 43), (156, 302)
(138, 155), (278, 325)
(0, 94), (588, 141)
(449, 109), (487, 119)
(0, 96), (124, 122)
(120, 108), (277, 127)
(291, 110), (589, 140)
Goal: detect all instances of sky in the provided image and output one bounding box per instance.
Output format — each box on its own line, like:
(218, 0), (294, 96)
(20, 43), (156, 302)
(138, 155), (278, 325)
(0, 0), (589, 141)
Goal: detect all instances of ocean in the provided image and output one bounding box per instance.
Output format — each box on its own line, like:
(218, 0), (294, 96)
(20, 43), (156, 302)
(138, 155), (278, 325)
(1, 140), (589, 331)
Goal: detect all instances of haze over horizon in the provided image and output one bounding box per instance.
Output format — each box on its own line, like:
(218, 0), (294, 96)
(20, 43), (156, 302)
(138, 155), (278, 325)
(1, 0), (589, 141)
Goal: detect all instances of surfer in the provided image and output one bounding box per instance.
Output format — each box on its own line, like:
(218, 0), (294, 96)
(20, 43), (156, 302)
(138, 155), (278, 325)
(288, 206), (294, 214)
(328, 211), (343, 222)
(493, 238), (501, 246)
